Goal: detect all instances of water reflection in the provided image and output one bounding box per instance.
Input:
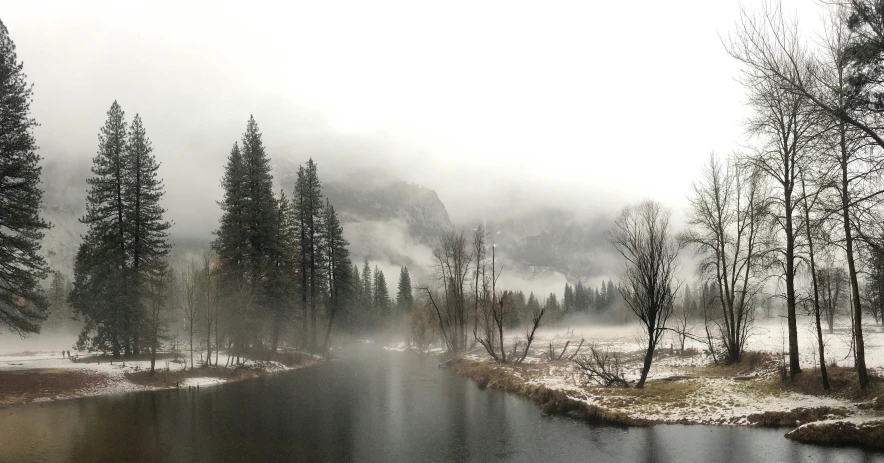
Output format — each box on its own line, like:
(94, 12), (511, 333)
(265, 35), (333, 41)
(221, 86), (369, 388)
(0, 348), (881, 462)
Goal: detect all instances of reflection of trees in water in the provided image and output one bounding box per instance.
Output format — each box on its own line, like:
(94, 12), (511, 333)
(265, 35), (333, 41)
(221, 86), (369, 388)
(68, 392), (172, 461)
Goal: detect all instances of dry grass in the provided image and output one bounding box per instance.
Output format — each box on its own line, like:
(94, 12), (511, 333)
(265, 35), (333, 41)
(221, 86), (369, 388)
(587, 380), (701, 410)
(693, 351), (777, 379)
(451, 359), (652, 426)
(742, 366), (884, 402)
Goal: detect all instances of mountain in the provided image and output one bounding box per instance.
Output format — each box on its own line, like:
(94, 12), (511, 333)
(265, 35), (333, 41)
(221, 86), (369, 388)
(486, 208), (617, 283)
(39, 156), (615, 286)
(274, 157), (451, 271)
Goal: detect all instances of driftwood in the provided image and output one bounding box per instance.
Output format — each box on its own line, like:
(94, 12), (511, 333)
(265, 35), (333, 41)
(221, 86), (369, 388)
(556, 340), (571, 360)
(567, 339), (585, 360)
(575, 345), (630, 388)
(436, 346), (486, 368)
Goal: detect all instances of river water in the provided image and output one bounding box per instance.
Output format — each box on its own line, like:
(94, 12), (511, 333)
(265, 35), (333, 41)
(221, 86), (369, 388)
(0, 347), (881, 462)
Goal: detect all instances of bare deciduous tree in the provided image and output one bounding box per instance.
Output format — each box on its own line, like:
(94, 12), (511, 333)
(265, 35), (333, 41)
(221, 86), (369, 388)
(202, 253), (219, 367)
(727, 0), (880, 387)
(799, 169), (830, 390)
(515, 303), (545, 364)
(682, 154), (770, 363)
(181, 261), (201, 369)
(147, 261), (171, 376)
(424, 230), (473, 352)
(609, 200), (680, 388)
(727, 8), (818, 378)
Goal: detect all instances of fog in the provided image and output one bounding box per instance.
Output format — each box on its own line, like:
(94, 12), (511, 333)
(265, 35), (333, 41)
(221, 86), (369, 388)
(3, 0), (808, 233)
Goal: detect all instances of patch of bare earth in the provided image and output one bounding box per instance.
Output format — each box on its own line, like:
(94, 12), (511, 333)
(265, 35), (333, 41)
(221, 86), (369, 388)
(0, 369), (108, 407)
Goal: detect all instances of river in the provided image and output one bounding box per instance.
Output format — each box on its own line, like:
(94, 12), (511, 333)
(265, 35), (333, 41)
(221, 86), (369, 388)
(0, 347), (881, 462)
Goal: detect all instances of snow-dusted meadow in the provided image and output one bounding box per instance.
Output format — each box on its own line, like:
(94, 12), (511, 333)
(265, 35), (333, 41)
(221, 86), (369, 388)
(0, 332), (311, 405)
(394, 315), (884, 428)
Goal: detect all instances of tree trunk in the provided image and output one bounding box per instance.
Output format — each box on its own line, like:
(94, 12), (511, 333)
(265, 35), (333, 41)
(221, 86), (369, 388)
(322, 311), (337, 357)
(802, 173), (828, 390)
(272, 313), (281, 353)
(150, 346), (156, 376)
(845, 229), (869, 388)
(785, 208), (801, 378)
(636, 333), (655, 389)
(827, 309), (834, 334)
(836, 120), (869, 387)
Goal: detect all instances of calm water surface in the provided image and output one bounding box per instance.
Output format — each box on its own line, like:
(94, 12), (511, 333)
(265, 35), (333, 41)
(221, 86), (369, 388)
(0, 347), (881, 462)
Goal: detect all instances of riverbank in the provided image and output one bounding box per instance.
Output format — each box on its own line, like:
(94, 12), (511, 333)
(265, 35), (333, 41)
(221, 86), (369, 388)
(0, 349), (321, 408)
(441, 321), (884, 449)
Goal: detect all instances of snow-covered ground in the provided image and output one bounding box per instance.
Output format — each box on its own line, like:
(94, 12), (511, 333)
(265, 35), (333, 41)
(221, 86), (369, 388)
(0, 333), (311, 407)
(414, 316), (884, 428)
(181, 376), (226, 388)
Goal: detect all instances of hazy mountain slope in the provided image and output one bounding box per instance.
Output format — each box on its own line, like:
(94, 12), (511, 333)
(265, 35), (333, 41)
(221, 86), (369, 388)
(39, 155), (615, 285)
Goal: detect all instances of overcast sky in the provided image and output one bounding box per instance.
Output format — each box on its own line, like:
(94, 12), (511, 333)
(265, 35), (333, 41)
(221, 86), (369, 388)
(5, 0), (820, 231)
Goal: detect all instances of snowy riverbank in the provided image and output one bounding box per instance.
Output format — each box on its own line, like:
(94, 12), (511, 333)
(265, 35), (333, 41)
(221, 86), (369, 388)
(0, 349), (321, 408)
(435, 320), (884, 449)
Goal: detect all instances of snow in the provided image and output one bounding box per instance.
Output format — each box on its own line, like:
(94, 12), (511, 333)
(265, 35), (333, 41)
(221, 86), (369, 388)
(449, 317), (884, 427)
(0, 348), (303, 404)
(181, 377), (225, 388)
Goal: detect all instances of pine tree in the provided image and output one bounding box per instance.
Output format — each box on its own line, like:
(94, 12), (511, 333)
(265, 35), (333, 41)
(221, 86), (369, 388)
(563, 283), (573, 313)
(294, 158), (325, 350)
(374, 267), (390, 324)
(213, 143), (248, 287)
(321, 200), (351, 353)
(212, 142), (249, 358)
(71, 101), (129, 357)
(575, 281), (586, 312)
(526, 292), (540, 325)
(213, 117), (278, 358)
(45, 271), (70, 329)
(349, 263), (361, 330)
(396, 266), (413, 315)
(265, 190), (298, 352)
(361, 258), (372, 312)
(123, 114), (170, 354)
(240, 115), (276, 286)
(606, 280), (616, 308)
(0, 20), (50, 335)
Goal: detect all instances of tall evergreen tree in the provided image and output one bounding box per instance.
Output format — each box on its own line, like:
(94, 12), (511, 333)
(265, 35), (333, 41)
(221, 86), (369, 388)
(265, 190), (298, 352)
(212, 142), (249, 357)
(123, 114), (170, 354)
(71, 102), (129, 357)
(240, 115), (276, 286)
(213, 117), (278, 357)
(321, 199), (351, 353)
(396, 266), (413, 314)
(361, 258), (372, 311)
(374, 267), (390, 324)
(293, 158), (325, 350)
(0, 20), (50, 335)
(563, 283), (573, 313)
